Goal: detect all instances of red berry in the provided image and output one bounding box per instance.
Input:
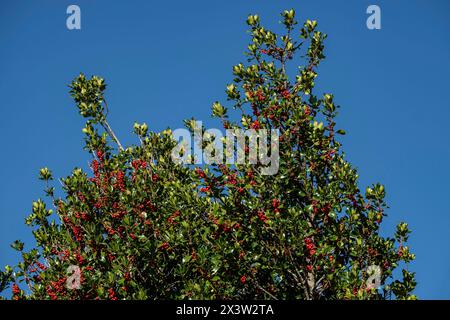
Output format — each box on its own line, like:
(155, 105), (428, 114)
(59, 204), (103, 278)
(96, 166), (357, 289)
(250, 120), (260, 129)
(12, 283), (20, 295)
(159, 242), (170, 250)
(108, 288), (118, 300)
(96, 150), (104, 161)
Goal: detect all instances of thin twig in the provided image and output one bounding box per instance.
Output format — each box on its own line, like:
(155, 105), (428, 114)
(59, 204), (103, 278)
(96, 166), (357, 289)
(102, 99), (124, 151)
(102, 120), (124, 151)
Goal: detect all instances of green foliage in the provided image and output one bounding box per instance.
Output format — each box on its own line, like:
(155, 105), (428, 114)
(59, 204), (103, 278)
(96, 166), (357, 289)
(0, 9), (416, 300)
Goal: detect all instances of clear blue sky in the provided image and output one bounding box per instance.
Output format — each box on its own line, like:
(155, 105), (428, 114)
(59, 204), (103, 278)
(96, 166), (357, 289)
(1, 0), (449, 299)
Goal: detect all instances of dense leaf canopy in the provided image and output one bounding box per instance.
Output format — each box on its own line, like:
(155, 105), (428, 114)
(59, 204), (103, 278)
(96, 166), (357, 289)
(0, 9), (416, 300)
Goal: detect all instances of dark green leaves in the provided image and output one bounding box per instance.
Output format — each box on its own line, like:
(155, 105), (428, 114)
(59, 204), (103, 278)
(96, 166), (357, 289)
(10, 240), (24, 252)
